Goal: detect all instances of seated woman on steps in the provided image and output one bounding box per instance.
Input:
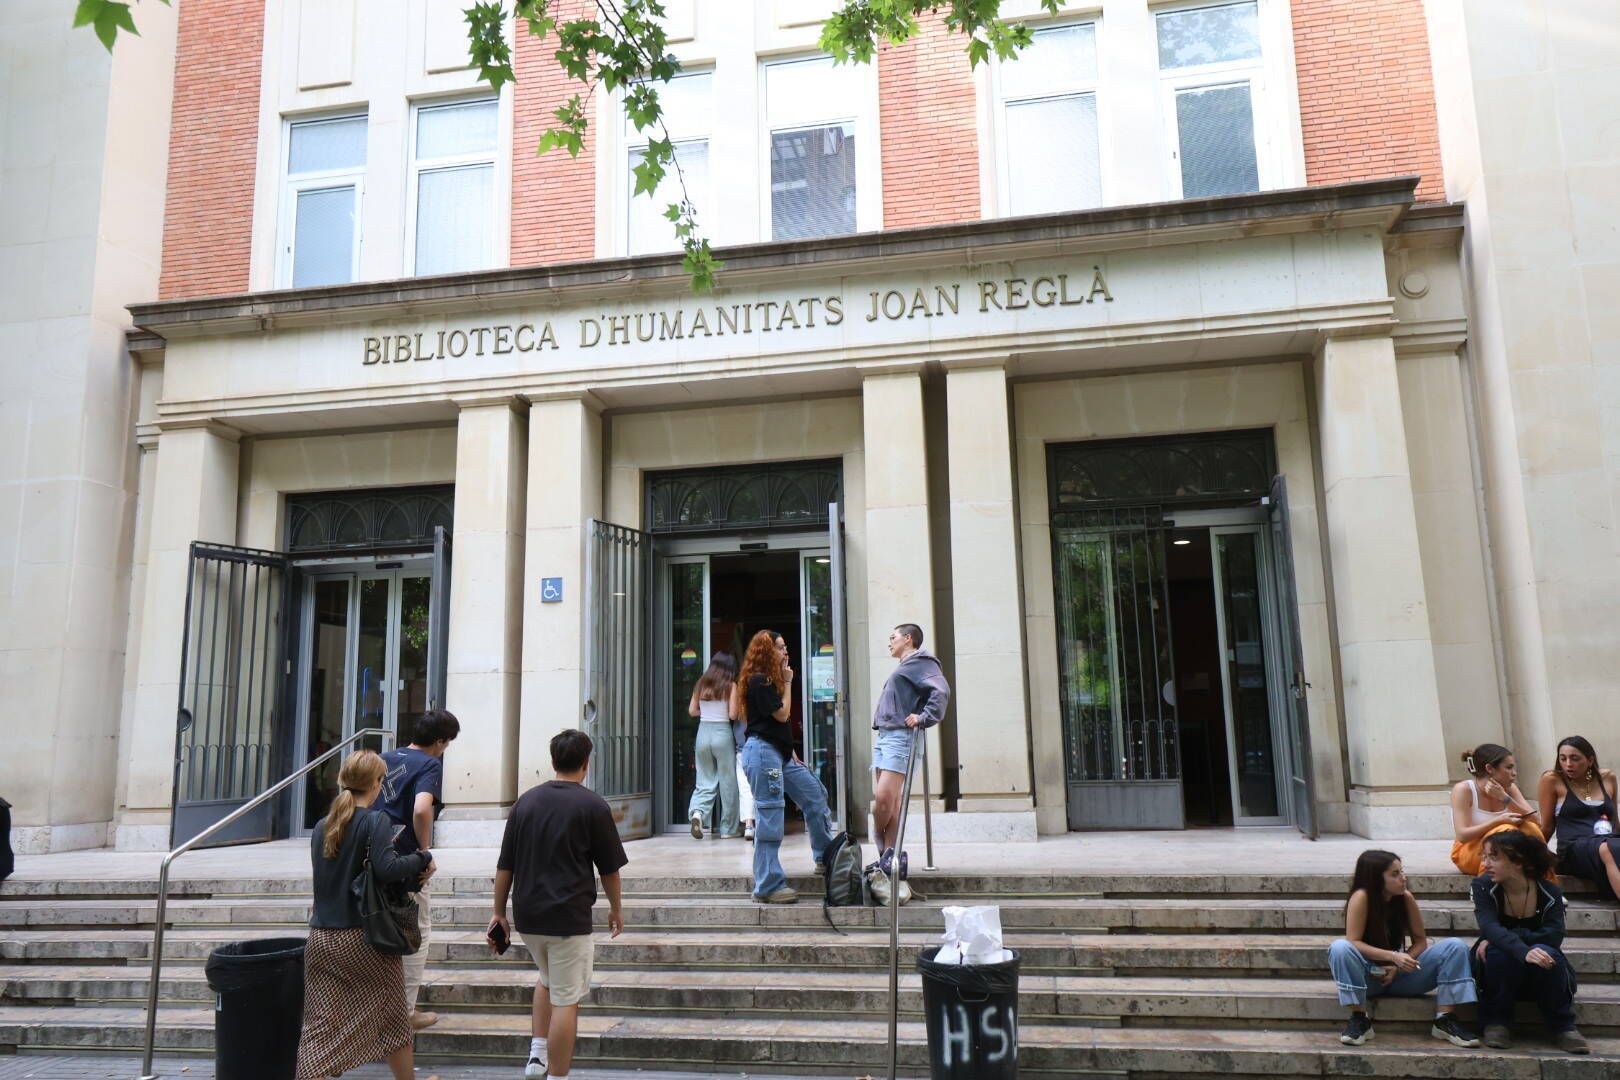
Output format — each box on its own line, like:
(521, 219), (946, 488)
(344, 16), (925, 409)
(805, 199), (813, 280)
(1538, 735), (1620, 900)
(1471, 829), (1588, 1053)
(1327, 849), (1480, 1048)
(1450, 742), (1552, 878)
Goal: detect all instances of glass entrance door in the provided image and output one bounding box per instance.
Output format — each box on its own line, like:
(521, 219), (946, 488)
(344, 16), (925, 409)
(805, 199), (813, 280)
(799, 549), (840, 816)
(297, 564), (434, 830)
(1211, 526), (1290, 825)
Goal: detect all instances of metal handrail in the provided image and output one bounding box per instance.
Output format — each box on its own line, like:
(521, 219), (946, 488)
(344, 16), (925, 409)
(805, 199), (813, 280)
(138, 727), (396, 1080)
(885, 725), (926, 1080)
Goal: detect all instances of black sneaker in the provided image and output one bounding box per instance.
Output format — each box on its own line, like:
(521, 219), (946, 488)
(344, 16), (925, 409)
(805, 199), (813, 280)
(1431, 1015), (1481, 1048)
(1339, 1012), (1374, 1046)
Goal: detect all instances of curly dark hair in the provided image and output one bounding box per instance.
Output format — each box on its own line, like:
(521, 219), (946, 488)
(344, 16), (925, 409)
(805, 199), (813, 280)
(737, 629), (786, 698)
(1484, 828), (1555, 881)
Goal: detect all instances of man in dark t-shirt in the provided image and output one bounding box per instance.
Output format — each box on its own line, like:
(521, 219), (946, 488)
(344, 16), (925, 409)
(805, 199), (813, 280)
(378, 708), (459, 1030)
(492, 729), (627, 1080)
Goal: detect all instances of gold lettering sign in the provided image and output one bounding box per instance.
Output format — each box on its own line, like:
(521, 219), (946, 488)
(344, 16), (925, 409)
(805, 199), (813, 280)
(361, 268), (1111, 365)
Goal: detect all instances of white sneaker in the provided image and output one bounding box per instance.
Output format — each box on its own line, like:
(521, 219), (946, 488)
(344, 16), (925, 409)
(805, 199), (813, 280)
(525, 1054), (547, 1078)
(689, 811), (704, 839)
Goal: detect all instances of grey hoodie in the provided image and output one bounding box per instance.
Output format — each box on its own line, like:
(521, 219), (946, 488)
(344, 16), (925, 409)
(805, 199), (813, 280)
(872, 649), (951, 731)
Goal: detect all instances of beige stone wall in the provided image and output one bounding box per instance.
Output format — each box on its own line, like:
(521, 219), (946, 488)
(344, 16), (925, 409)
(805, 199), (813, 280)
(605, 397), (873, 806)
(237, 427), (458, 549)
(0, 3), (178, 851)
(1425, 0), (1620, 770)
(1015, 362), (1346, 835)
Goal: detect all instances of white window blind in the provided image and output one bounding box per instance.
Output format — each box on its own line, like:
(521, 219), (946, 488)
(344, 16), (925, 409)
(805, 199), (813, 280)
(413, 99), (498, 275)
(766, 57), (861, 241)
(626, 72), (712, 255)
(1157, 1), (1264, 199)
(998, 23), (1103, 215)
(284, 115), (366, 288)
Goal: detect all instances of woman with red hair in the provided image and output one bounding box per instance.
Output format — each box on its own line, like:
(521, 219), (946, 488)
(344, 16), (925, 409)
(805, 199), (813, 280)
(730, 629), (834, 902)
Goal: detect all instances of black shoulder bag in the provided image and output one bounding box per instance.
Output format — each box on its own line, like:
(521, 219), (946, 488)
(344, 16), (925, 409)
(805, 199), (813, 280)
(350, 812), (422, 956)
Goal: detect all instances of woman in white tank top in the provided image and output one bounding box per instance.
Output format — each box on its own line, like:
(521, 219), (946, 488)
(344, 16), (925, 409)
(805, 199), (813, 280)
(687, 652), (743, 840)
(1449, 742), (1549, 878)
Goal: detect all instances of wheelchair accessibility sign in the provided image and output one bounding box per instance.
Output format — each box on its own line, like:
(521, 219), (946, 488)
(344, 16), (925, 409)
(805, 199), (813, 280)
(541, 577), (564, 603)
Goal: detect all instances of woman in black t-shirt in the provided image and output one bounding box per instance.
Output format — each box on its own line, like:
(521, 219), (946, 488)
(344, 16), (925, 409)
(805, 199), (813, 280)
(733, 629), (834, 903)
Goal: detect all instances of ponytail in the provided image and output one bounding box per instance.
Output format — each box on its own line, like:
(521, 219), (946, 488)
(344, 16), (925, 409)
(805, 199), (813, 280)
(322, 749), (385, 859)
(1462, 742), (1511, 777)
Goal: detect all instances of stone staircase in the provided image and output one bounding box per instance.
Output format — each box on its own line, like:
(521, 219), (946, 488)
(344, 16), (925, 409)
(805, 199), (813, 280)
(2, 868), (1619, 1077)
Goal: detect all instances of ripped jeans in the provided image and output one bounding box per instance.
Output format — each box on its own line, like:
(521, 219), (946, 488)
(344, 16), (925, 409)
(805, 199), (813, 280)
(740, 736), (834, 899)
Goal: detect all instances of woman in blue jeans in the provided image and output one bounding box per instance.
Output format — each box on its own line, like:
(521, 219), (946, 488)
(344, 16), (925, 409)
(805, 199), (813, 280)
(1327, 849), (1480, 1048)
(732, 629), (832, 903)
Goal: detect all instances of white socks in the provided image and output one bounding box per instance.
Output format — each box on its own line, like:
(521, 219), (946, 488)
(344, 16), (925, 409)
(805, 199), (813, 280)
(530, 1036), (546, 1058)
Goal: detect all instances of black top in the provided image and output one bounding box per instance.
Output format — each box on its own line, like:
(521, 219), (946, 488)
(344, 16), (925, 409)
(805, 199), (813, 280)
(1553, 786), (1618, 848)
(497, 781), (628, 937)
(1471, 874), (1566, 962)
(378, 747), (444, 856)
(744, 674), (794, 758)
(309, 806), (430, 929)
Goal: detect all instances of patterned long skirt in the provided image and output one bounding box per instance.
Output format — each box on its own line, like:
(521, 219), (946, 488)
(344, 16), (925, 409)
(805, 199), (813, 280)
(295, 926), (412, 1078)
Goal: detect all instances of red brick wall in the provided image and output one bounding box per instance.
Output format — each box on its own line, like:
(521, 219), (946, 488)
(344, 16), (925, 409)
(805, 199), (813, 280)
(510, 1), (597, 266)
(158, 0), (266, 299)
(1291, 0), (1445, 203)
(878, 17), (981, 228)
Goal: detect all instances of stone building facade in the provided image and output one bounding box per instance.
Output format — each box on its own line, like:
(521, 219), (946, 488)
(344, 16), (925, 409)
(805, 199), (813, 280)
(4, 0), (1616, 853)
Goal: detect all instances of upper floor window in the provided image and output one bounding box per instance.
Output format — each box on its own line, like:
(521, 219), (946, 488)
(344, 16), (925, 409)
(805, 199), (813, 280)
(765, 56), (861, 241)
(1157, 1), (1264, 199)
(411, 98), (498, 275)
(281, 114), (366, 288)
(996, 22), (1102, 215)
(626, 72), (713, 255)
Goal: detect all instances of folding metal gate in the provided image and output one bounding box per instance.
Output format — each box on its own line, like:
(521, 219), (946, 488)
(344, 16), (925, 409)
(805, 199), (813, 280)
(584, 521), (653, 839)
(1052, 505), (1184, 829)
(171, 543), (295, 847)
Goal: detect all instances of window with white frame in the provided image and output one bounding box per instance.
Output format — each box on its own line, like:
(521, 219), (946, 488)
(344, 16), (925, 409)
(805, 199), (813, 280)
(411, 98), (498, 276)
(996, 22), (1103, 215)
(281, 114), (367, 288)
(626, 72), (712, 255)
(1156, 0), (1264, 199)
(765, 56), (861, 241)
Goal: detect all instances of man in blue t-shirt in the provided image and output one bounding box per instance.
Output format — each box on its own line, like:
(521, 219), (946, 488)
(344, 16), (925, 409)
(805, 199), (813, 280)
(379, 708), (460, 1031)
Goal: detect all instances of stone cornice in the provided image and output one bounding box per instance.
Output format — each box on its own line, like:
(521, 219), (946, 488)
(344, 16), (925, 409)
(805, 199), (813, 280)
(128, 178), (1419, 340)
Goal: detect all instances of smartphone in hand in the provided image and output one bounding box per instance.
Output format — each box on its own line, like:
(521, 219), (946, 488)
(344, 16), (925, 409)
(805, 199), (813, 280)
(487, 920), (510, 955)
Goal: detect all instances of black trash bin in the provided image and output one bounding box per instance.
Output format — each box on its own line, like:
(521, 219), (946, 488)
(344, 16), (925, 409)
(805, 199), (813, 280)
(917, 944), (1020, 1079)
(204, 937), (306, 1080)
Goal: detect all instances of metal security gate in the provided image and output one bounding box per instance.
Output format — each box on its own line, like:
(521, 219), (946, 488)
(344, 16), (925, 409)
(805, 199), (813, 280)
(584, 521), (653, 839)
(1053, 506), (1183, 829)
(172, 543), (295, 847)
(1267, 476), (1317, 839)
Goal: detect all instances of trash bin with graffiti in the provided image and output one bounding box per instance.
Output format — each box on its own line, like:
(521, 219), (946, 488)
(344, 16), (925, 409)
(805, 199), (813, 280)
(916, 944), (1020, 1079)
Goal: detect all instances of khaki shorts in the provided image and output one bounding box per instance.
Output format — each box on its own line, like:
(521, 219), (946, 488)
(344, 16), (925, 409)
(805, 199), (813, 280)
(519, 932), (596, 1007)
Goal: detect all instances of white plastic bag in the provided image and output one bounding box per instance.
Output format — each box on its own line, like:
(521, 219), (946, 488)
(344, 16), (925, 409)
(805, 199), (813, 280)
(935, 905), (1013, 965)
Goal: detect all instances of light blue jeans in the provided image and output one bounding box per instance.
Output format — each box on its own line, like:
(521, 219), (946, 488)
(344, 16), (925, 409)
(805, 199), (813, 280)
(741, 736), (834, 899)
(687, 722), (740, 836)
(1327, 937), (1477, 1010)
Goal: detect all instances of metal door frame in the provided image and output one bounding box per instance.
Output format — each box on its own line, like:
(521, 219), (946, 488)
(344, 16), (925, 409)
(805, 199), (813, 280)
(648, 529), (850, 834)
(654, 553), (710, 832)
(290, 556), (432, 833)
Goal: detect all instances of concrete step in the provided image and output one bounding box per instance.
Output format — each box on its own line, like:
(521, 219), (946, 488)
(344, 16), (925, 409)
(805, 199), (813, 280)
(6, 870), (1556, 901)
(9, 962), (1620, 1034)
(0, 1003), (1614, 1078)
(9, 926), (1620, 981)
(10, 893), (1620, 936)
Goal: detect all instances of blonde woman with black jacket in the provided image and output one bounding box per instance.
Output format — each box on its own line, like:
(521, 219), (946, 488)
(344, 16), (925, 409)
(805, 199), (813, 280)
(297, 749), (435, 1080)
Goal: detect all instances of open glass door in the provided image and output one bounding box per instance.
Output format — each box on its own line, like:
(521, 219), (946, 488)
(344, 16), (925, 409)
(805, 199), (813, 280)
(800, 546), (841, 819)
(665, 556), (709, 828)
(1211, 526), (1288, 825)
(827, 503), (851, 830)
(1267, 476), (1317, 838)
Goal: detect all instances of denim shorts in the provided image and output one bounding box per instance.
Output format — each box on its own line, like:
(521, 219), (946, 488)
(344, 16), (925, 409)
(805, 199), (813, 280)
(872, 727), (916, 775)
